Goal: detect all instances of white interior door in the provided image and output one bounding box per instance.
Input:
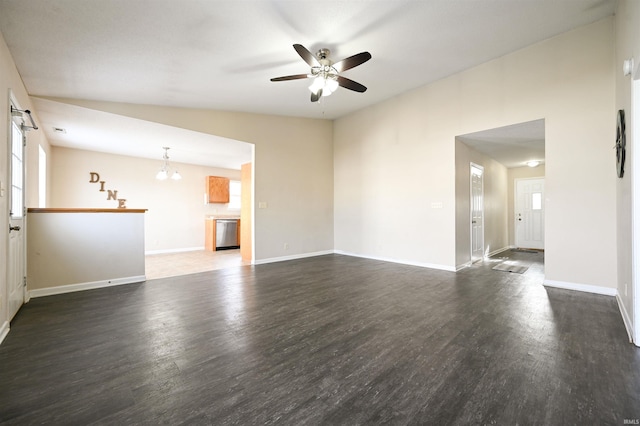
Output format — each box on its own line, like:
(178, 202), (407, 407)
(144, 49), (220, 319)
(7, 109), (26, 321)
(470, 164), (484, 263)
(515, 178), (545, 250)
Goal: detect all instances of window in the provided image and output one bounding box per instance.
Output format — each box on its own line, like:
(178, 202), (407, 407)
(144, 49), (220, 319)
(39, 144), (47, 207)
(10, 121), (23, 218)
(228, 180), (241, 210)
(532, 192), (542, 210)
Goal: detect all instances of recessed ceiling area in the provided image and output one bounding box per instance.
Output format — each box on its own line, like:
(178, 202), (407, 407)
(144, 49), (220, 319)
(31, 98), (253, 170)
(457, 119), (545, 169)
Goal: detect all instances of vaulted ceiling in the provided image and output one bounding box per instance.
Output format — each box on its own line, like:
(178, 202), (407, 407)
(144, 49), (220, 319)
(0, 0), (615, 168)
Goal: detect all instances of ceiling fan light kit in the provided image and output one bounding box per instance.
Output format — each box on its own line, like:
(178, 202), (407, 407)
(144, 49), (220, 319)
(271, 44), (371, 103)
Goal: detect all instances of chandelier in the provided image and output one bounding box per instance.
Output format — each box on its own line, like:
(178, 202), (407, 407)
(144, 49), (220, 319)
(155, 147), (181, 180)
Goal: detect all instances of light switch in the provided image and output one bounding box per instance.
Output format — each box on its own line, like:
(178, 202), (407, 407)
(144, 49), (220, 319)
(258, 201), (268, 209)
(431, 202), (443, 209)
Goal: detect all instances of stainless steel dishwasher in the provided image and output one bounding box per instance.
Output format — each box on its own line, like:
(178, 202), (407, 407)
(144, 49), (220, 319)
(215, 219), (239, 250)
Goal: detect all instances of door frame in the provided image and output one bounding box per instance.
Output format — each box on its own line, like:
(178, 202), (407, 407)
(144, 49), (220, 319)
(470, 163), (484, 263)
(514, 177), (545, 250)
(6, 92), (28, 322)
(632, 75), (640, 346)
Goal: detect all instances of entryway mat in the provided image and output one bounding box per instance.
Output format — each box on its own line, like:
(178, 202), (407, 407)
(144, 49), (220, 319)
(492, 263), (529, 274)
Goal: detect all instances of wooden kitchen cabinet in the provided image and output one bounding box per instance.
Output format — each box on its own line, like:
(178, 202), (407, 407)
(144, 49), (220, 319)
(206, 176), (229, 203)
(205, 218), (216, 251)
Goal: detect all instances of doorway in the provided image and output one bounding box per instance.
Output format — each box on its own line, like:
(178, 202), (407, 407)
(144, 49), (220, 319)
(515, 178), (545, 250)
(470, 163), (484, 263)
(454, 119), (545, 270)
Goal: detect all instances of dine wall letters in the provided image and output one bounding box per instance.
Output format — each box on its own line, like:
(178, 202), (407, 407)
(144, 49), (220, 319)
(89, 172), (127, 208)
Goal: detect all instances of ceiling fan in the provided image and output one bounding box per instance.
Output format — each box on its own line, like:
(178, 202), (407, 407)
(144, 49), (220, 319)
(270, 44), (372, 102)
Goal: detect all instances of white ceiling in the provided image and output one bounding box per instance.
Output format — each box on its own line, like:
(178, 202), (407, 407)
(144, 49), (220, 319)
(457, 119), (545, 169)
(30, 97), (253, 169)
(0, 0), (615, 168)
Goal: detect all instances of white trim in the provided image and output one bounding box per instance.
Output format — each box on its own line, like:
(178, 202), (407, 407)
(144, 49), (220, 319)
(29, 275), (146, 298)
(456, 262), (472, 272)
(6, 90), (28, 323)
(145, 246), (204, 255)
(335, 250), (457, 272)
(631, 74), (640, 346)
(487, 246), (511, 258)
(543, 279), (617, 297)
(470, 162), (484, 264)
(617, 293), (634, 343)
(455, 246), (510, 271)
(250, 146), (256, 264)
(0, 320), (9, 345)
(253, 250), (335, 265)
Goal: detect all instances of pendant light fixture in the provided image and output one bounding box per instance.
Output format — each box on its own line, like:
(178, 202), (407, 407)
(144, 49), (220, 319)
(155, 147), (182, 180)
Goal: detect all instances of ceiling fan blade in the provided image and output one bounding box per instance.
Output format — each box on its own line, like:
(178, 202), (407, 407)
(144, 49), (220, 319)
(270, 74), (310, 82)
(337, 76), (367, 93)
(333, 51), (372, 73)
(311, 88), (323, 102)
(293, 44), (319, 67)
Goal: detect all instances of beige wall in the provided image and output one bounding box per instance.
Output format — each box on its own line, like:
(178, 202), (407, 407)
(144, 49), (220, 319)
(51, 146), (243, 253)
(615, 0), (640, 342)
(335, 18), (616, 289)
(0, 31), (51, 336)
(507, 165), (546, 247)
(455, 140), (509, 269)
(42, 99), (335, 262)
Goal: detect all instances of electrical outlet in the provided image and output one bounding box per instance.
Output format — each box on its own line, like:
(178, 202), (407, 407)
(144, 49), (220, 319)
(284, 243), (288, 250)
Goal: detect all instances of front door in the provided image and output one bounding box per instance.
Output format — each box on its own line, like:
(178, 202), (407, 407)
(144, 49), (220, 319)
(515, 178), (545, 250)
(470, 164), (484, 263)
(7, 106), (26, 321)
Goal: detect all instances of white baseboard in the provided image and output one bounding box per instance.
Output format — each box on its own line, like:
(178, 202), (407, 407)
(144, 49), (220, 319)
(253, 250), (335, 265)
(456, 262), (472, 272)
(616, 294), (635, 344)
(145, 247), (204, 255)
(334, 250), (456, 272)
(543, 279), (617, 297)
(455, 246), (511, 271)
(487, 246), (511, 257)
(29, 275), (146, 298)
(0, 321), (9, 345)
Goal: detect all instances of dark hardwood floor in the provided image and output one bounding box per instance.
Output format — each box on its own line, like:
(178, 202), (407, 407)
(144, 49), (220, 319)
(1, 251), (638, 425)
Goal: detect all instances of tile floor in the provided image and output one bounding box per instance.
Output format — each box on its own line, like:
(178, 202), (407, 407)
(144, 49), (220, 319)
(145, 249), (250, 279)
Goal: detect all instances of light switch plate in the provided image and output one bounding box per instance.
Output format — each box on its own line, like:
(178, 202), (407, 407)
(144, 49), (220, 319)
(258, 201), (268, 209)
